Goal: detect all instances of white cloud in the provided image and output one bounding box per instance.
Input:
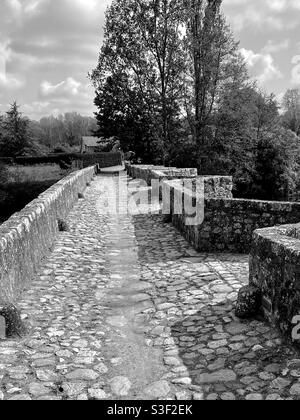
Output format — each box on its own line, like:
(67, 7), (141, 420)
(6, 0), (21, 12)
(240, 48), (283, 83)
(224, 0), (300, 32)
(0, 0), (296, 119)
(24, 77), (97, 119)
(40, 77), (82, 97)
(6, 0), (46, 15)
(0, 41), (23, 90)
(263, 39), (290, 53)
(291, 55), (300, 85)
(0, 0), (111, 118)
(68, 0), (98, 12)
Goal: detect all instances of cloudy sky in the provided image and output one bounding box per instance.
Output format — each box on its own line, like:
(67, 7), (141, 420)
(0, 0), (300, 121)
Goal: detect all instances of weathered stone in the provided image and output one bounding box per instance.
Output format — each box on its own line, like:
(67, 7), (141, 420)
(208, 340), (227, 349)
(235, 286), (261, 319)
(88, 389), (108, 400)
(176, 391), (191, 400)
(110, 376), (132, 397)
(196, 370), (237, 384)
(206, 394), (219, 400)
(245, 394), (263, 401)
(95, 362), (108, 374)
(77, 394), (88, 400)
(290, 383), (300, 396)
(288, 360), (300, 369)
(32, 358), (56, 368)
(0, 305), (27, 338)
(36, 369), (60, 382)
(65, 369), (99, 381)
(28, 383), (50, 397)
(270, 378), (291, 390)
(265, 364), (282, 374)
(73, 339), (88, 348)
(0, 316), (6, 339)
(164, 357), (181, 367)
(60, 382), (86, 397)
(266, 394), (281, 400)
(144, 381), (170, 398)
(8, 394), (32, 401)
(221, 392), (236, 400)
(193, 393), (204, 400)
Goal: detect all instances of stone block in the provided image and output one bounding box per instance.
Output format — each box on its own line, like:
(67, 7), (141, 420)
(235, 286), (261, 319)
(0, 315), (6, 339)
(0, 305), (26, 338)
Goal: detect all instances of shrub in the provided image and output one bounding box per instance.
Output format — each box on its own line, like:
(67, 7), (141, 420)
(0, 180), (57, 221)
(0, 163), (8, 186)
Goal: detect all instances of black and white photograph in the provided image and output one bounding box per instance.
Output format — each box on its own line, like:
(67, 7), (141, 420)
(1, 0), (300, 406)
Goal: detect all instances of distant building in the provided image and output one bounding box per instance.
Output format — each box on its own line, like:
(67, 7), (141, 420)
(80, 136), (103, 154)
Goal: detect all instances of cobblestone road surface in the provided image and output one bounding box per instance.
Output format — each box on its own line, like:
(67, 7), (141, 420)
(1, 173), (300, 400)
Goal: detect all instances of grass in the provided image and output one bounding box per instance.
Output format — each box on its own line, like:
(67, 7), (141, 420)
(6, 164), (73, 183)
(0, 163), (75, 225)
(0, 180), (59, 221)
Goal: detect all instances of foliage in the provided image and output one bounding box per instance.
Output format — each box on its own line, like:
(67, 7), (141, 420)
(91, 0), (300, 201)
(93, 72), (155, 161)
(91, 0), (187, 163)
(0, 180), (58, 222)
(0, 106), (99, 157)
(32, 113), (98, 150)
(252, 128), (300, 201)
(183, 0), (248, 158)
(0, 163), (8, 186)
(0, 102), (32, 157)
(282, 88), (300, 136)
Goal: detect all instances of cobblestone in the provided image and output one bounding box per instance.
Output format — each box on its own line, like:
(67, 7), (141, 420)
(0, 173), (300, 400)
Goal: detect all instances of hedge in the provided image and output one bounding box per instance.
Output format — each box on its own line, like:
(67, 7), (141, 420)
(0, 152), (122, 168)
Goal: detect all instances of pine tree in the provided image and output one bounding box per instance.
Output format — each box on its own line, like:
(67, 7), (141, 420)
(0, 102), (31, 157)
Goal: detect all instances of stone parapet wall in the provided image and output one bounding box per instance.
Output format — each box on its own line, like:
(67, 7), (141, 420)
(125, 164), (232, 195)
(125, 164), (175, 185)
(151, 168), (197, 183)
(166, 180), (300, 253)
(249, 224), (300, 337)
(0, 166), (96, 305)
(126, 163), (233, 207)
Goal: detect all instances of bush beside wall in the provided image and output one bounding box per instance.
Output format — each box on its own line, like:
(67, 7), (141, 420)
(0, 152), (123, 169)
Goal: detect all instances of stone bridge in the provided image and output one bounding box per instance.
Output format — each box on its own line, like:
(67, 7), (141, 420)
(0, 162), (300, 400)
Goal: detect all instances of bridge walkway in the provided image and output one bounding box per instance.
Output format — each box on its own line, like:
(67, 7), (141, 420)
(0, 173), (298, 400)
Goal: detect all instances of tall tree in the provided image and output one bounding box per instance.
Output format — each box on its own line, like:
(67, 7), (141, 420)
(90, 0), (186, 163)
(0, 102), (31, 157)
(253, 127), (300, 201)
(184, 0), (248, 163)
(282, 88), (300, 135)
(36, 113), (97, 150)
(93, 72), (155, 161)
